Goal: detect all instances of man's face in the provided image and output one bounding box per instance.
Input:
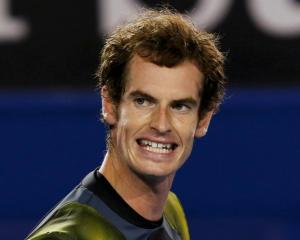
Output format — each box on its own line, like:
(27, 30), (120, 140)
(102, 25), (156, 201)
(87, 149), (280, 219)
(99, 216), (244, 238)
(103, 55), (211, 178)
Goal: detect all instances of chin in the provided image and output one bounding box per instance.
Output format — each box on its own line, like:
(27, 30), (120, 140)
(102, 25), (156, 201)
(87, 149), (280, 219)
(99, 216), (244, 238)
(132, 164), (177, 180)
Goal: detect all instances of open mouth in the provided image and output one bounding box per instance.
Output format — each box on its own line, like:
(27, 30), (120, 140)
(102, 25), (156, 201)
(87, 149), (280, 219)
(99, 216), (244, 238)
(137, 139), (178, 154)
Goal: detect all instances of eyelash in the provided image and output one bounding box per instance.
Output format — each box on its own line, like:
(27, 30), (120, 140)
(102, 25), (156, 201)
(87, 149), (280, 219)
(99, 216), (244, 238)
(172, 103), (191, 111)
(134, 97), (151, 106)
(133, 98), (192, 112)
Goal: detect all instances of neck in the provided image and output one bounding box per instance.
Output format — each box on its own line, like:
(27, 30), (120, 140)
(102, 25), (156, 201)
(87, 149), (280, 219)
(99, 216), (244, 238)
(99, 151), (175, 221)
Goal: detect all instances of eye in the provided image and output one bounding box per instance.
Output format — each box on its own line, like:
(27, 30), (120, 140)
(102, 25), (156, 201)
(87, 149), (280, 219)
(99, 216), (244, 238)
(172, 103), (191, 112)
(134, 97), (151, 107)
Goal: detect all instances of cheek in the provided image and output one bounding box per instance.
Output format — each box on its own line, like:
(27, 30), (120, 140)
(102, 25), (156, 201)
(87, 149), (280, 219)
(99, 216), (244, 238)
(116, 108), (147, 141)
(117, 107), (134, 130)
(173, 115), (199, 139)
(121, 107), (152, 129)
(113, 109), (130, 147)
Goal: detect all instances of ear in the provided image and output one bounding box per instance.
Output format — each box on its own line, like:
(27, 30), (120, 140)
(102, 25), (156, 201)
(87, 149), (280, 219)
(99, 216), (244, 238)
(101, 86), (117, 126)
(194, 110), (214, 138)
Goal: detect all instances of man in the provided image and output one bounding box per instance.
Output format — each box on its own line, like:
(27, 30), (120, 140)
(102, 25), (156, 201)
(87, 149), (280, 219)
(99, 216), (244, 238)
(26, 8), (225, 240)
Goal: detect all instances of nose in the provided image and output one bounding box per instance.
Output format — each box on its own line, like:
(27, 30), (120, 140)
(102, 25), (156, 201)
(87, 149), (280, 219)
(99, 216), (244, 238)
(149, 106), (172, 134)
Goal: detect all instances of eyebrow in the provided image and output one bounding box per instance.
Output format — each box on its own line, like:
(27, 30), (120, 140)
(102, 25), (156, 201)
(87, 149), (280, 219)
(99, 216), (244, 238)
(128, 90), (157, 102)
(128, 90), (198, 107)
(172, 98), (198, 108)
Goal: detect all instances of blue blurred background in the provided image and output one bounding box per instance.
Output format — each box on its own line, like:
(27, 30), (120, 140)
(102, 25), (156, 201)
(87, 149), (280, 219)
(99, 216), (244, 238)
(1, 1), (300, 239)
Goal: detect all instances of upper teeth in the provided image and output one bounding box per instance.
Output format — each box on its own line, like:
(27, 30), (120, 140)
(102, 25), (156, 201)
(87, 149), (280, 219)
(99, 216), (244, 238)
(140, 140), (172, 149)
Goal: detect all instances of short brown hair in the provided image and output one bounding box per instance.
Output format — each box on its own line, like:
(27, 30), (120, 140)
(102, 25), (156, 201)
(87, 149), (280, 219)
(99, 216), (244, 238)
(96, 8), (226, 119)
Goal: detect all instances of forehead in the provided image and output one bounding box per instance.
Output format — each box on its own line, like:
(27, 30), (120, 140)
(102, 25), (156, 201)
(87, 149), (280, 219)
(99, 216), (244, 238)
(124, 55), (204, 100)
